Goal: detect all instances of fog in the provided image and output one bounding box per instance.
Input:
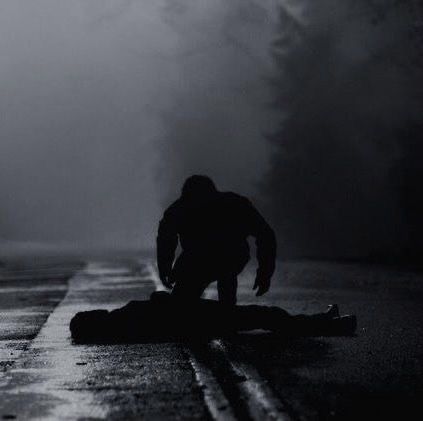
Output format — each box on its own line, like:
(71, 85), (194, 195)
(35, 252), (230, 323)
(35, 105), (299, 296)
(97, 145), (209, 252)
(0, 0), (279, 255)
(1, 1), (421, 261)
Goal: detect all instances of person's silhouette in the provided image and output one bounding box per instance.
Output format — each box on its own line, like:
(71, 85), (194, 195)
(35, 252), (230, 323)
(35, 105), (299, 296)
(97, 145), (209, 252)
(157, 175), (277, 305)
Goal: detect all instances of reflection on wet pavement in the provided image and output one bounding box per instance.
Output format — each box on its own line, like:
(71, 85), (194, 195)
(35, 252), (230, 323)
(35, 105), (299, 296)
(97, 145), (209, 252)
(0, 266), (73, 376)
(0, 262), (207, 420)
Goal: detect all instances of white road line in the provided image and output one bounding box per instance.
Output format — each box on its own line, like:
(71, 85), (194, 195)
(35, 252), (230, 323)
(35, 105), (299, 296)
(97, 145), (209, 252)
(202, 287), (293, 420)
(0, 261), (172, 420)
(188, 352), (237, 421)
(0, 264), (109, 420)
(148, 262), (293, 420)
(148, 262), (237, 421)
(209, 339), (293, 421)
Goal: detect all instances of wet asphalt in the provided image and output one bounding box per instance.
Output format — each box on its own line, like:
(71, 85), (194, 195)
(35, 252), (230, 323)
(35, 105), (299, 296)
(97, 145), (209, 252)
(0, 260), (207, 420)
(0, 261), (78, 372)
(218, 261), (423, 420)
(0, 257), (423, 420)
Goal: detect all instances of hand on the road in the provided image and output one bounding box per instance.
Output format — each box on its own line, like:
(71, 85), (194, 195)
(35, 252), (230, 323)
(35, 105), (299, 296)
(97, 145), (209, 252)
(253, 276), (271, 297)
(160, 273), (175, 289)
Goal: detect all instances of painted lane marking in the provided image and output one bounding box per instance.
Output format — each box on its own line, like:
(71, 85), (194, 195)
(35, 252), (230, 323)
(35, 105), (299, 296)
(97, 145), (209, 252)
(149, 261), (294, 421)
(148, 262), (236, 421)
(209, 339), (293, 421)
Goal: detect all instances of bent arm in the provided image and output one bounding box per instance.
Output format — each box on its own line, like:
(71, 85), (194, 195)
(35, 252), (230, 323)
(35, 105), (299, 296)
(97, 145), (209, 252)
(156, 208), (178, 280)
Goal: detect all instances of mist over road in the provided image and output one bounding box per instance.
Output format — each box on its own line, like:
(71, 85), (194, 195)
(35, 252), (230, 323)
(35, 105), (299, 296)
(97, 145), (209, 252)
(0, 0), (279, 256)
(1, 1), (421, 261)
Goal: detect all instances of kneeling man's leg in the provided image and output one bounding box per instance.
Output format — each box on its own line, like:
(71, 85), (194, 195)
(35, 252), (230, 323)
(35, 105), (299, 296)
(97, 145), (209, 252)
(171, 255), (211, 302)
(217, 276), (238, 306)
(172, 275), (210, 302)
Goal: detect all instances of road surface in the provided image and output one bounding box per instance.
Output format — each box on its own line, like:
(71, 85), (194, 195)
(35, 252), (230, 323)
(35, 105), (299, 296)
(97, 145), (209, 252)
(0, 256), (422, 420)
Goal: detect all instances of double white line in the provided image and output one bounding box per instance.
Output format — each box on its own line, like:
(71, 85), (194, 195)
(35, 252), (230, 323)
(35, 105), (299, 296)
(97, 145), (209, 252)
(148, 263), (293, 421)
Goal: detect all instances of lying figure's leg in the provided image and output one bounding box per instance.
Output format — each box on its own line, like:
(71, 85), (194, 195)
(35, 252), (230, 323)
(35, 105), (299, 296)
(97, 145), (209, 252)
(230, 304), (356, 336)
(69, 296), (356, 343)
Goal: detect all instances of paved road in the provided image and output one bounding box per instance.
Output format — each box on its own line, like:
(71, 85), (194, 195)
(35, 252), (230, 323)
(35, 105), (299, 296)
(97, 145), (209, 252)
(0, 260), (80, 371)
(213, 261), (423, 420)
(0, 260), (207, 420)
(0, 257), (422, 420)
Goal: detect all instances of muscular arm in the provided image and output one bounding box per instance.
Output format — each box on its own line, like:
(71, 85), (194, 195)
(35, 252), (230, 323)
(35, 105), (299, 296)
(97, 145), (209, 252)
(156, 206), (179, 283)
(246, 201), (277, 295)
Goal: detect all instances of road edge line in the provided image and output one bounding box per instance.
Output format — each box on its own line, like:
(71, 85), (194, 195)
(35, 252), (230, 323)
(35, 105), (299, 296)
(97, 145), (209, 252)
(148, 262), (237, 421)
(209, 339), (294, 421)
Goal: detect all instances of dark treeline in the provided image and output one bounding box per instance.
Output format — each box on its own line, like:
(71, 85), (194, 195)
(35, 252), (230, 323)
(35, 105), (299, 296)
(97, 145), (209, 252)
(264, 1), (423, 262)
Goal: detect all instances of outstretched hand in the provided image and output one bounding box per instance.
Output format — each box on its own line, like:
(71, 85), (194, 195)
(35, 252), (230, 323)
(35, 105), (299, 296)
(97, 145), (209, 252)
(253, 275), (271, 297)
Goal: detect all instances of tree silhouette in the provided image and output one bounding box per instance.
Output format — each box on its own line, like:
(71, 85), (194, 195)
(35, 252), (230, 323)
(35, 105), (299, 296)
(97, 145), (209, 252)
(265, 1), (423, 261)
